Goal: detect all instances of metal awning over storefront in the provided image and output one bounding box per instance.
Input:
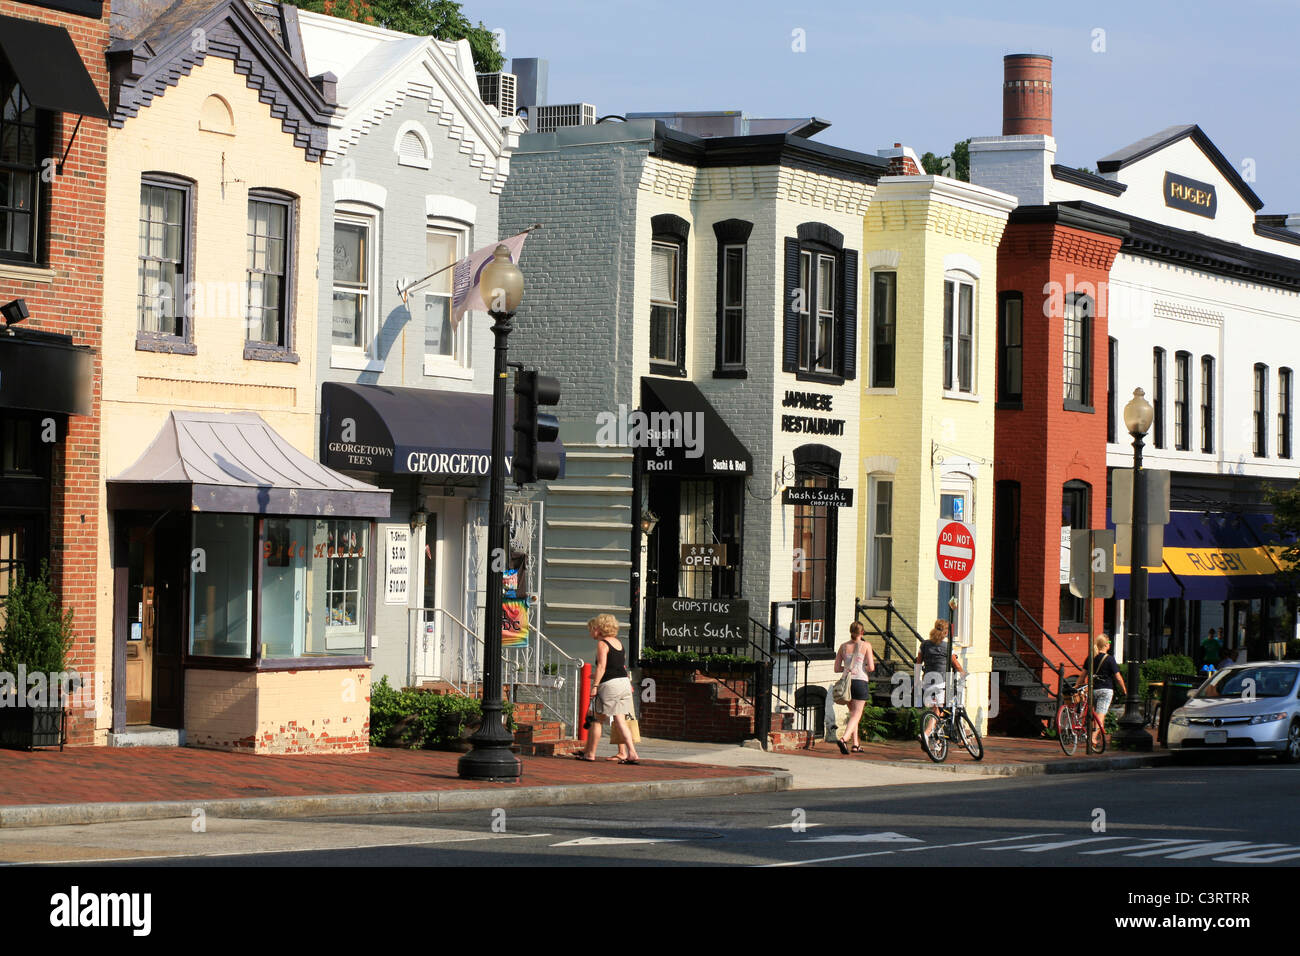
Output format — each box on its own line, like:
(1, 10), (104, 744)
(107, 411), (391, 516)
(1109, 509), (1292, 601)
(0, 14), (108, 119)
(639, 377), (753, 477)
(319, 381), (565, 478)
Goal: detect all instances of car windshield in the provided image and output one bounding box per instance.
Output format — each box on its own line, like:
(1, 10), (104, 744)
(1191, 667), (1299, 700)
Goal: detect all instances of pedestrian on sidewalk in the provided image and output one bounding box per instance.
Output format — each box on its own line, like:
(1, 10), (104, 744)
(577, 613), (640, 765)
(1089, 634), (1125, 751)
(833, 621), (876, 753)
(917, 620), (962, 718)
(1199, 627), (1221, 671)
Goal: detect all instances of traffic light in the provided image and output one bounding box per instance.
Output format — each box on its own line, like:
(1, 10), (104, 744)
(513, 368), (561, 483)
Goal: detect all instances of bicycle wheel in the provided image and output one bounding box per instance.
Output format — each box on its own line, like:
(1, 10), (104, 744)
(920, 712), (948, 763)
(1055, 703), (1079, 756)
(956, 710), (983, 761)
(1089, 712), (1107, 754)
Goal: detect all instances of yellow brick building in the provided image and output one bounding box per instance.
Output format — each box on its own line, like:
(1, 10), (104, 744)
(858, 173), (1016, 729)
(94, 2), (388, 751)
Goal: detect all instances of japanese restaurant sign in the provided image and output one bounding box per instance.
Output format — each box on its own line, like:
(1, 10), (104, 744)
(655, 597), (749, 647)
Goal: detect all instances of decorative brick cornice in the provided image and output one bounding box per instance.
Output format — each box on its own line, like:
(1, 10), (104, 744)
(638, 157), (874, 213)
(109, 0), (332, 162)
(866, 198), (1009, 247)
(1000, 221), (1124, 270)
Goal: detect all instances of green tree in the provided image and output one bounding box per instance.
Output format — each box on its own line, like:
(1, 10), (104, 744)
(919, 139), (970, 181)
(285, 0), (504, 73)
(1266, 484), (1300, 580)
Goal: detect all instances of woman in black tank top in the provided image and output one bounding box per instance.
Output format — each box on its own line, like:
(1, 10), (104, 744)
(577, 613), (639, 764)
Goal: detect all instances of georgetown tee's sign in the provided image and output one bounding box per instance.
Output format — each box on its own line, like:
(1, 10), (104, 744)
(1164, 172), (1217, 219)
(655, 597), (749, 647)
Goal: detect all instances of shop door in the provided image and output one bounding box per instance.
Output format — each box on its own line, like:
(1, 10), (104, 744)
(419, 514), (441, 680)
(937, 491), (971, 645)
(125, 517), (185, 728)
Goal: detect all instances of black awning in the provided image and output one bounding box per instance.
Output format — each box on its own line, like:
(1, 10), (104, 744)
(0, 14), (108, 119)
(639, 377), (752, 477)
(320, 382), (565, 478)
(0, 330), (92, 416)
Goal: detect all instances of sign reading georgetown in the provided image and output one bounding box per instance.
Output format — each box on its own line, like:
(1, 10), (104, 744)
(655, 597), (749, 647)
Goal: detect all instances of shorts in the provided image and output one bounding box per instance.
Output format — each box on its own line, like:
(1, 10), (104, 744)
(921, 672), (947, 707)
(850, 679), (871, 701)
(594, 677), (635, 719)
(1092, 688), (1114, 716)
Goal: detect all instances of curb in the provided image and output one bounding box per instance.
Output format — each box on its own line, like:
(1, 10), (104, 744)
(857, 751), (1175, 776)
(0, 771), (793, 829)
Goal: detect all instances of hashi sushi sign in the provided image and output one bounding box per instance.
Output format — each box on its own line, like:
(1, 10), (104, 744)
(655, 597), (749, 647)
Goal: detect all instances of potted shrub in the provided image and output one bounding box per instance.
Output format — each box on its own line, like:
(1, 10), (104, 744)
(0, 565), (75, 751)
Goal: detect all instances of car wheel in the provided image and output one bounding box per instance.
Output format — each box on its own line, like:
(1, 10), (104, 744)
(1283, 721), (1300, 764)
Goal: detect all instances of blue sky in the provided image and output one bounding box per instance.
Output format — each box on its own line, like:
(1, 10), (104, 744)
(474, 0), (1299, 214)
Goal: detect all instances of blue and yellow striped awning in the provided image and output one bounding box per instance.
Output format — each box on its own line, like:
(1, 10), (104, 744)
(1108, 511), (1291, 601)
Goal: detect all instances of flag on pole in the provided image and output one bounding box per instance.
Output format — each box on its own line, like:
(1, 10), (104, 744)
(450, 230), (531, 329)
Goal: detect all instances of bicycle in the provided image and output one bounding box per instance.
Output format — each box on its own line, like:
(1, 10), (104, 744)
(1055, 681), (1106, 756)
(918, 684), (983, 763)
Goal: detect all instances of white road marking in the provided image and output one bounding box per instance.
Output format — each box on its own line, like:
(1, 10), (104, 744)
(760, 832), (1062, 867)
(1213, 846), (1300, 863)
(767, 822), (825, 829)
(550, 836), (686, 847)
(798, 831), (923, 844)
(1125, 840), (1255, 859)
(1079, 839), (1202, 855)
(985, 837), (1122, 853)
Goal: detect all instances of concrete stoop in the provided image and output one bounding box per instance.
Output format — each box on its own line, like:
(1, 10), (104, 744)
(108, 726), (185, 748)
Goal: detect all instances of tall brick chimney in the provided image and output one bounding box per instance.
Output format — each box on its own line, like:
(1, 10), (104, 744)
(1002, 54), (1052, 136)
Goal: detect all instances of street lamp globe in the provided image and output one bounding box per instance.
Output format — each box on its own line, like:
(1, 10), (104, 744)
(1123, 387), (1154, 436)
(480, 244), (524, 315)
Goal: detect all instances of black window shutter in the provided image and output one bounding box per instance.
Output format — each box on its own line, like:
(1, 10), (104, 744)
(783, 238), (801, 373)
(838, 248), (858, 380)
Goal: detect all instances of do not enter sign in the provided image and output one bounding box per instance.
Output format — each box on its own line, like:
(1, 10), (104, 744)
(935, 519), (976, 584)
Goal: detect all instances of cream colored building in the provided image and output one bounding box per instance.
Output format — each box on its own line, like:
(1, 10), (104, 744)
(95, 1), (388, 752)
(858, 165), (1016, 729)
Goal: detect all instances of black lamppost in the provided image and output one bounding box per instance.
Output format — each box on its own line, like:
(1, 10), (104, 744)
(459, 246), (525, 781)
(1114, 387), (1155, 751)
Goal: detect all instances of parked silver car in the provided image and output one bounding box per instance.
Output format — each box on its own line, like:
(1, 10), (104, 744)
(1167, 662), (1300, 761)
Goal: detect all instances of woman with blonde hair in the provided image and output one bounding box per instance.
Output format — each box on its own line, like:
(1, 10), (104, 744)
(576, 613), (639, 764)
(833, 621), (875, 753)
(916, 619), (963, 717)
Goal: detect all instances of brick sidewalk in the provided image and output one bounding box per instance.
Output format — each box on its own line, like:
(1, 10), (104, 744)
(789, 735), (1140, 765)
(0, 747), (760, 808)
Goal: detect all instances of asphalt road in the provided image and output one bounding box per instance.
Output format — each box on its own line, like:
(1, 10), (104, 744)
(12, 758), (1297, 868)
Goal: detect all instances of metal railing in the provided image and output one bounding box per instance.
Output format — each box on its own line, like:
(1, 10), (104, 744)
(855, 598), (923, 665)
(990, 598), (1082, 674)
(406, 607), (582, 735)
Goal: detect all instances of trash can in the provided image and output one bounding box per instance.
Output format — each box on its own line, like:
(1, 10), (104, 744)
(1158, 673), (1203, 746)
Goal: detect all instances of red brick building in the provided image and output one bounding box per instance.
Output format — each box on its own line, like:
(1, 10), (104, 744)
(0, 0), (108, 743)
(991, 206), (1126, 706)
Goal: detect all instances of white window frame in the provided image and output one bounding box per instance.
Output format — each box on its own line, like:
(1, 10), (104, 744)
(330, 204), (383, 371)
(867, 475), (893, 598)
(942, 272), (977, 397)
(719, 243), (745, 370)
(798, 250), (837, 374)
(650, 239), (681, 366)
(422, 219), (472, 380)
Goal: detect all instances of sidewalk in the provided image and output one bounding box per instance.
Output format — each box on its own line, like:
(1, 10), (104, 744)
(0, 733), (1170, 828)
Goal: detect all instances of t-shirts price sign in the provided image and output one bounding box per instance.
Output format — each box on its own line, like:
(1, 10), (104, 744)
(385, 526), (411, 605)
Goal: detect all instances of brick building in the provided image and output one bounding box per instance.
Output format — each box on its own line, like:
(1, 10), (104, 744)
(500, 120), (887, 737)
(0, 0), (109, 744)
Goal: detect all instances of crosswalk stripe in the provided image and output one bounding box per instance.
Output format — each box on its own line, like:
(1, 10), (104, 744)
(1125, 840), (1253, 859)
(1079, 839), (1201, 855)
(984, 837), (1121, 853)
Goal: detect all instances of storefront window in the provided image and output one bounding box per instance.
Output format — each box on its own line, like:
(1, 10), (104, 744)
(791, 465), (837, 646)
(260, 518), (369, 659)
(190, 514), (254, 658)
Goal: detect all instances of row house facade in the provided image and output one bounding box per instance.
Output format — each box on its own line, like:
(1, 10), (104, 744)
(0, 0), (107, 744)
(973, 54), (1300, 714)
(295, 9), (526, 694)
(499, 120), (885, 726)
(96, 0), (390, 752)
(859, 163), (1016, 728)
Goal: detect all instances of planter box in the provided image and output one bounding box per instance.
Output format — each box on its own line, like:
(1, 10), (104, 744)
(0, 705), (65, 751)
(538, 675), (565, 690)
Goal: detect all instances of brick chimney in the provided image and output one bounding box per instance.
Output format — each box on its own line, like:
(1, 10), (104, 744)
(877, 142), (923, 176)
(1002, 54), (1052, 136)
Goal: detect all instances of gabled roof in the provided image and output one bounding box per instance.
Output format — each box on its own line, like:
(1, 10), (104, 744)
(108, 0), (333, 161)
(1096, 124), (1263, 212)
(296, 10), (515, 189)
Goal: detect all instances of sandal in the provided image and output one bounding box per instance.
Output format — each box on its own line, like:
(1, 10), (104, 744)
(574, 753), (596, 762)
(835, 738), (850, 755)
(851, 746), (864, 753)
(618, 758), (640, 765)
